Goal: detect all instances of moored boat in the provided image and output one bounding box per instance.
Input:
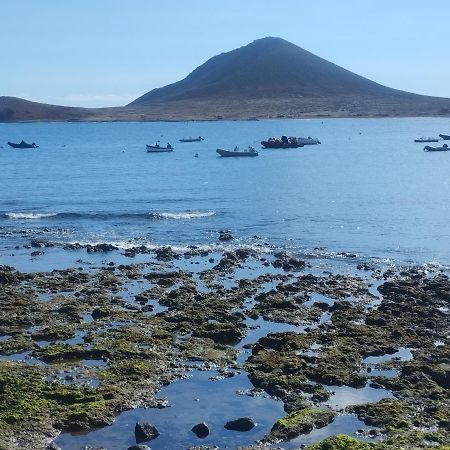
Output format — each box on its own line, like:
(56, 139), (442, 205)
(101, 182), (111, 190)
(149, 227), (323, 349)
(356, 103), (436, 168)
(424, 144), (449, 152)
(296, 136), (321, 145)
(261, 136), (304, 149)
(439, 134), (450, 140)
(179, 136), (204, 143)
(216, 146), (258, 157)
(414, 137), (439, 143)
(146, 142), (174, 152)
(8, 140), (38, 149)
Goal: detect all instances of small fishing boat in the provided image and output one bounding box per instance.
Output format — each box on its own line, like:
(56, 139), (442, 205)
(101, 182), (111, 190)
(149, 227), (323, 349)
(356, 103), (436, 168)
(216, 146), (258, 157)
(8, 140), (38, 149)
(146, 143), (173, 152)
(261, 136), (304, 149)
(414, 137), (439, 143)
(179, 136), (204, 143)
(424, 144), (449, 152)
(439, 134), (450, 140)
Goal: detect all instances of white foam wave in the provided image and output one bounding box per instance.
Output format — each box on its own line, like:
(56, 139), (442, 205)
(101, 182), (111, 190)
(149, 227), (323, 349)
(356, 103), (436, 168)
(6, 212), (58, 220)
(156, 211), (216, 220)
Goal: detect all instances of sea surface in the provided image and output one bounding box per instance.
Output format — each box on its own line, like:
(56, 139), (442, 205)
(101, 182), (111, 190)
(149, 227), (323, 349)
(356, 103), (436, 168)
(1, 118), (450, 266)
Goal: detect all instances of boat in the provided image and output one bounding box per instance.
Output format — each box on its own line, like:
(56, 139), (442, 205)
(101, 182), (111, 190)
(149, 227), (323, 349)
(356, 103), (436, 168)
(296, 136), (321, 145)
(216, 146), (258, 157)
(439, 134), (450, 140)
(179, 136), (204, 143)
(414, 137), (439, 143)
(7, 140), (38, 149)
(424, 144), (449, 152)
(261, 136), (304, 149)
(146, 143), (174, 152)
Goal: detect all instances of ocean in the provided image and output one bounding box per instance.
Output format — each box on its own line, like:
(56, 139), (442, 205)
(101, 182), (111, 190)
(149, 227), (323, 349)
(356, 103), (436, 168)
(1, 118), (450, 267)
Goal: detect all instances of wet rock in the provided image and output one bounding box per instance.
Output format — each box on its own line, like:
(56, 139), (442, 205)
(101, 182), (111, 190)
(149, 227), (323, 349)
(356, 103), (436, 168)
(154, 246), (178, 260)
(224, 417), (255, 431)
(135, 421), (160, 443)
(128, 445), (151, 450)
(264, 409), (335, 442)
(47, 443), (62, 450)
(91, 308), (110, 320)
(191, 422), (210, 438)
(31, 239), (53, 248)
(272, 252), (305, 271)
(86, 243), (118, 253)
(218, 230), (233, 241)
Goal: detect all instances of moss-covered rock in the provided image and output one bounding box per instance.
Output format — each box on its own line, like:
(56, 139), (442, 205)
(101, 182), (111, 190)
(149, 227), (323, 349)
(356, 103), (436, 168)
(264, 408), (336, 442)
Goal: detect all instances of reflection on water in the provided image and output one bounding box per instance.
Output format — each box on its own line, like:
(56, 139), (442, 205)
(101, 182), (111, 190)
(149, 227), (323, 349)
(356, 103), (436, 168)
(55, 369), (284, 450)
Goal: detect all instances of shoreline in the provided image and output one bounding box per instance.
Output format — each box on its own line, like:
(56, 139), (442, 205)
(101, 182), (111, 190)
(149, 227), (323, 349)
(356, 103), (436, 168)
(2, 113), (450, 124)
(1, 242), (449, 449)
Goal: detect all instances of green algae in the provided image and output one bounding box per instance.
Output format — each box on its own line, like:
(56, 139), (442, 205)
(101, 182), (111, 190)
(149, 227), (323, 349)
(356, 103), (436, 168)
(265, 408), (336, 442)
(306, 434), (375, 449)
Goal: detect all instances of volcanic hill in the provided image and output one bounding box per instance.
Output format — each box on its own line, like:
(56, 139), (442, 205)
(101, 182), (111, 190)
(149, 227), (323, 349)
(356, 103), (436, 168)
(2, 37), (450, 121)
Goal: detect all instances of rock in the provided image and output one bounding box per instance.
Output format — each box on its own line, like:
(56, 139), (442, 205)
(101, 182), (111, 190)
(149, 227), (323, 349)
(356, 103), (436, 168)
(224, 417), (255, 431)
(47, 443), (62, 450)
(135, 421), (160, 443)
(154, 246), (178, 260)
(91, 308), (109, 320)
(86, 243), (118, 253)
(128, 445), (151, 450)
(218, 230), (233, 241)
(31, 239), (52, 248)
(191, 422), (210, 438)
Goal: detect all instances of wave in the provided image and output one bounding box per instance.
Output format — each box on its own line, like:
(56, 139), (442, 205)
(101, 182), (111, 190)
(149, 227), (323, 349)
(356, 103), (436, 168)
(1, 210), (216, 221)
(155, 211), (215, 220)
(4, 212), (58, 220)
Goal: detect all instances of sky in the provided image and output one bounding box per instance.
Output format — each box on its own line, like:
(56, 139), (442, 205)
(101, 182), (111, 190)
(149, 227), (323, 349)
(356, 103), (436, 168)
(2, 0), (450, 107)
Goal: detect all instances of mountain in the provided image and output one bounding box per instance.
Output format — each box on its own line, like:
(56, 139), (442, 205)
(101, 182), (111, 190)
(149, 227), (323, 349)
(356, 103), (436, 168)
(130, 37), (408, 104)
(2, 37), (450, 122)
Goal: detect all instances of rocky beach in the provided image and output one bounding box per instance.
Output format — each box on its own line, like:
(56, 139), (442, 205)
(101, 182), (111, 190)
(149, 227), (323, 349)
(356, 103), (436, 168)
(1, 239), (449, 449)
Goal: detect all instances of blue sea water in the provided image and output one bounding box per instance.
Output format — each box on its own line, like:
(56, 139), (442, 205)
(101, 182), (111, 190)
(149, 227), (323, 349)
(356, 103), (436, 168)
(1, 117), (450, 265)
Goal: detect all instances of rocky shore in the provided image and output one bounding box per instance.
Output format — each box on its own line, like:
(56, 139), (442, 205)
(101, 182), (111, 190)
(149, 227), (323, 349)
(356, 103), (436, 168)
(0, 242), (449, 449)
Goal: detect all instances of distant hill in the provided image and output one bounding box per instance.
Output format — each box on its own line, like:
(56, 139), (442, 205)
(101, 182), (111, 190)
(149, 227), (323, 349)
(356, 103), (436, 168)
(130, 37), (409, 104)
(2, 37), (450, 122)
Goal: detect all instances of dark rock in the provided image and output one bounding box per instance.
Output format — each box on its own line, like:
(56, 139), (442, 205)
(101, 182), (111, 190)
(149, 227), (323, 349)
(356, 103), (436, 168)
(47, 443), (62, 450)
(218, 230), (233, 241)
(191, 422), (210, 438)
(224, 417), (255, 431)
(86, 243), (118, 253)
(91, 308), (110, 320)
(135, 421), (160, 443)
(154, 246), (178, 260)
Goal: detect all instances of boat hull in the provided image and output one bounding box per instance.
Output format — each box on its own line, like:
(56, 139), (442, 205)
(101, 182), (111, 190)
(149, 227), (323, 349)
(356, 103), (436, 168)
(424, 145), (450, 152)
(216, 149), (258, 157)
(439, 134), (450, 140)
(8, 141), (38, 149)
(146, 145), (173, 152)
(261, 141), (303, 149)
(179, 138), (203, 142)
(414, 138), (439, 143)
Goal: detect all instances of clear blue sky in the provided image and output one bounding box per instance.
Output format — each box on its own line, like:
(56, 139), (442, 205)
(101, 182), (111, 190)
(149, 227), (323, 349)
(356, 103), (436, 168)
(2, 0), (450, 107)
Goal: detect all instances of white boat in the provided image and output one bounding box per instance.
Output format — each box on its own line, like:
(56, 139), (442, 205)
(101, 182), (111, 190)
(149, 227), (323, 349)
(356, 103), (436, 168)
(216, 146), (258, 157)
(146, 143), (173, 152)
(179, 136), (204, 143)
(414, 137), (439, 143)
(295, 136), (321, 145)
